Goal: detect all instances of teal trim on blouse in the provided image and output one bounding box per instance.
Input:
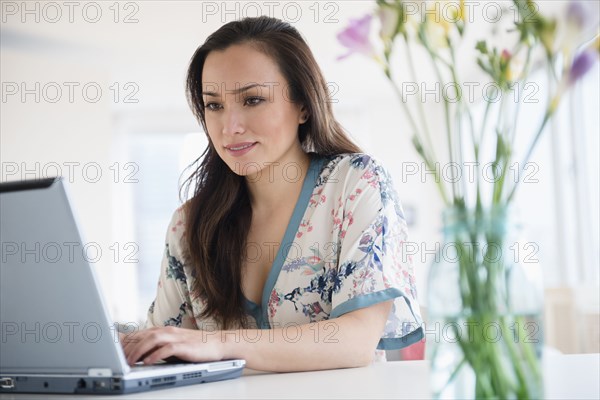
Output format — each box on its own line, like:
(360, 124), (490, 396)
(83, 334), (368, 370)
(329, 288), (404, 318)
(244, 298), (264, 328)
(257, 155), (327, 329)
(378, 326), (424, 350)
(330, 287), (424, 350)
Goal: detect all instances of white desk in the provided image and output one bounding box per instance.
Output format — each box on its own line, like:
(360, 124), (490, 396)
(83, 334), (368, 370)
(1, 353), (598, 399)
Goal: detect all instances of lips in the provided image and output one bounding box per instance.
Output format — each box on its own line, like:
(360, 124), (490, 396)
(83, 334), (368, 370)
(224, 142), (257, 157)
(225, 142), (256, 151)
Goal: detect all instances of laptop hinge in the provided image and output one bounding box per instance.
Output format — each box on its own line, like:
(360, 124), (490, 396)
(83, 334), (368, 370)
(87, 368), (113, 377)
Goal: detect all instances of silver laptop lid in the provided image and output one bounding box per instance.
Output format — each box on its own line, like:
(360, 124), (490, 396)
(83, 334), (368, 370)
(0, 178), (130, 376)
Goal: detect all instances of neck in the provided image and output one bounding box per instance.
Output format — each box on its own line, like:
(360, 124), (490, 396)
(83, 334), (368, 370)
(245, 149), (311, 215)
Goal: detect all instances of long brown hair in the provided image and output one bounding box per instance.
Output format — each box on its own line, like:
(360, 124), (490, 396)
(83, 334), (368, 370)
(182, 16), (362, 329)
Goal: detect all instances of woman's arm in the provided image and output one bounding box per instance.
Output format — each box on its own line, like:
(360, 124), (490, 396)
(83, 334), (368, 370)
(122, 300), (392, 372)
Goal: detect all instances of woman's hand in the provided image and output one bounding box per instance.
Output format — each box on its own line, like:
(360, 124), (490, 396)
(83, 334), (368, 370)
(121, 300), (392, 370)
(120, 326), (224, 365)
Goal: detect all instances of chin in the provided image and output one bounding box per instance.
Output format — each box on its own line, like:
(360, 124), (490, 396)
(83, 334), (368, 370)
(224, 158), (265, 178)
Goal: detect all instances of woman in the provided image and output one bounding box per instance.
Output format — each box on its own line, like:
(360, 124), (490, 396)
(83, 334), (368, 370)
(122, 16), (423, 372)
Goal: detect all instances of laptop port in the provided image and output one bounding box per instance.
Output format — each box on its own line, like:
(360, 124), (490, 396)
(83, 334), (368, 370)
(77, 379), (87, 389)
(0, 378), (14, 389)
(93, 380), (107, 389)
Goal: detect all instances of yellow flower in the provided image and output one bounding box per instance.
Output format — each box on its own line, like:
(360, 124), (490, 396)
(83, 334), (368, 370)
(422, 0), (465, 47)
(427, 1), (451, 33)
(503, 49), (526, 82)
(450, 0), (466, 23)
(539, 20), (557, 56)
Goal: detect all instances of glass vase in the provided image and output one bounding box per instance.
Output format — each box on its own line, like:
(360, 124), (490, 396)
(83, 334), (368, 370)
(427, 205), (544, 399)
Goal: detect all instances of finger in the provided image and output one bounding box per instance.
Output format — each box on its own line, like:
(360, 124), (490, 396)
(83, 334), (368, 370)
(142, 342), (179, 365)
(131, 347), (160, 365)
(122, 327), (155, 358)
(123, 334), (157, 365)
(126, 330), (169, 365)
(121, 331), (145, 359)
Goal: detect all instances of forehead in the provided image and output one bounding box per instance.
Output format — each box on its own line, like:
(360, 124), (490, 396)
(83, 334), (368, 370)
(202, 44), (285, 90)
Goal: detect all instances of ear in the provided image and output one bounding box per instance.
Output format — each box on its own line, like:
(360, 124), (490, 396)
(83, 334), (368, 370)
(298, 105), (309, 124)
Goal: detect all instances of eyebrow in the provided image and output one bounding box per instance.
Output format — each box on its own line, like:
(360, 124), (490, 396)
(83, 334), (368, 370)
(202, 83), (268, 97)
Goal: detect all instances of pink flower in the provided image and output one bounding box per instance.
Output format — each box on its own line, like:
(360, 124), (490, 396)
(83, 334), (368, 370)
(337, 14), (376, 60)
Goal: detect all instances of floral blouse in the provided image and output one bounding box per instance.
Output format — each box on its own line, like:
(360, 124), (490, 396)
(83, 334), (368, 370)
(145, 153), (424, 354)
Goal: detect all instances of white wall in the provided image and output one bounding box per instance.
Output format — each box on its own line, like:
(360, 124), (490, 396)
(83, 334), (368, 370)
(1, 1), (597, 328)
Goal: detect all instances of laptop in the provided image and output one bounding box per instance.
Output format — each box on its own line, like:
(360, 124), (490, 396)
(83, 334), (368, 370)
(0, 177), (245, 394)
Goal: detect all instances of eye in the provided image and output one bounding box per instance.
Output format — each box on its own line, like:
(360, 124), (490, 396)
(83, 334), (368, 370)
(205, 102), (222, 112)
(245, 97), (264, 106)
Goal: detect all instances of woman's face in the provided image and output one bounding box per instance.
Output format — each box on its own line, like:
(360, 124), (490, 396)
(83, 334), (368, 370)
(201, 43), (307, 177)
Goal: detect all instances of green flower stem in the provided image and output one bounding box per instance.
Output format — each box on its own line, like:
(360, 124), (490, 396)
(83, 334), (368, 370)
(384, 68), (451, 205)
(425, 44), (458, 201)
(518, 315), (543, 380)
(493, 148), (511, 206)
(485, 102), (510, 208)
(452, 323), (496, 398)
(491, 94), (509, 207)
(455, 238), (478, 310)
(506, 315), (545, 398)
(494, 80), (522, 205)
(449, 45), (476, 155)
(456, 111), (468, 202)
(506, 104), (554, 203)
(507, 60), (560, 203)
(448, 49), (467, 204)
(414, 143), (451, 205)
(510, 45), (534, 147)
(475, 100), (493, 215)
(457, 315), (511, 399)
(478, 99), (492, 156)
(405, 39), (439, 165)
(384, 69), (424, 148)
(547, 53), (560, 84)
(415, 24), (459, 201)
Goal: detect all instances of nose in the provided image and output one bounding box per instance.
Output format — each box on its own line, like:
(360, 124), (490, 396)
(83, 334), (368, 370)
(221, 106), (246, 136)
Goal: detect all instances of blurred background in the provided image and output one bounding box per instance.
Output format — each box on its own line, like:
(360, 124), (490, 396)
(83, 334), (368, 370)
(1, 1), (598, 355)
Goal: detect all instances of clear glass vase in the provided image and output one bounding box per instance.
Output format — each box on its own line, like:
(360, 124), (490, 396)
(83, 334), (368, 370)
(427, 206), (544, 399)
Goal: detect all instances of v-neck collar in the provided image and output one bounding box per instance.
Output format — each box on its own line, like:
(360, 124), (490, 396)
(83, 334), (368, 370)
(244, 154), (326, 328)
